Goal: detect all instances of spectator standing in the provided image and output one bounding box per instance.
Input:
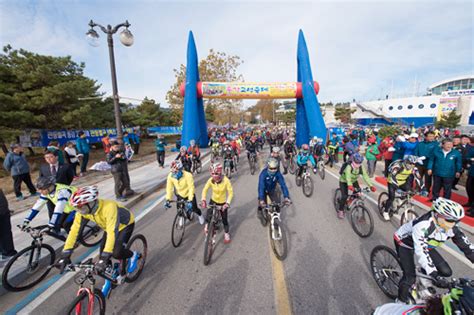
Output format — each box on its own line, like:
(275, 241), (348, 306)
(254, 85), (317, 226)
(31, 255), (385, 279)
(3, 144), (37, 200)
(131, 130), (141, 154)
(63, 142), (81, 177)
(452, 135), (468, 190)
(378, 136), (394, 178)
(399, 133), (419, 157)
(415, 131), (438, 194)
(342, 136), (356, 163)
(101, 134), (112, 154)
(329, 132), (341, 163)
(75, 131), (90, 176)
(427, 138), (462, 201)
(47, 141), (65, 164)
(365, 137), (379, 178)
(0, 189), (16, 261)
(107, 141), (134, 201)
(464, 138), (474, 217)
(155, 135), (167, 168)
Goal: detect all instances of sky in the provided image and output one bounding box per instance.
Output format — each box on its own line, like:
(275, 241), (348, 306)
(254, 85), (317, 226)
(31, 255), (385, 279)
(0, 0), (472, 108)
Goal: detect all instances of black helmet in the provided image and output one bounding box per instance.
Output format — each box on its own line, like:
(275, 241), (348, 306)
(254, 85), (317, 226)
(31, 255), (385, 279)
(36, 176), (56, 190)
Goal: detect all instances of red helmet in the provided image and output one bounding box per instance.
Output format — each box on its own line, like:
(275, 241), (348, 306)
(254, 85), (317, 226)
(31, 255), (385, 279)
(210, 162), (223, 182)
(301, 144), (309, 150)
(170, 160), (183, 173)
(70, 186), (99, 208)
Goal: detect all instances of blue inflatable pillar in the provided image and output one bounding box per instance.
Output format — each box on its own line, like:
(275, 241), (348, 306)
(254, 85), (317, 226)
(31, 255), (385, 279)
(182, 31), (208, 148)
(296, 30), (327, 145)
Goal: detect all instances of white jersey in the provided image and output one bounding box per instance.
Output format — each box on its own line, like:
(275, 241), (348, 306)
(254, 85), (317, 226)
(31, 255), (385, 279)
(373, 303), (424, 315)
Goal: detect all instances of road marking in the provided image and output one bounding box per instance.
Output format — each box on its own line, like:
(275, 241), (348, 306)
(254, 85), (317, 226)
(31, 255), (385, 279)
(15, 156), (213, 314)
(325, 167), (473, 269)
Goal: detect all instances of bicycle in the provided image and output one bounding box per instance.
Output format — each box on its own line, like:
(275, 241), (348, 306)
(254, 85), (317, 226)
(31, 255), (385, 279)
(325, 145), (338, 168)
(223, 157), (234, 179)
(377, 190), (419, 226)
(191, 155), (202, 174)
(2, 223), (102, 292)
(333, 187), (374, 238)
(211, 146), (220, 163)
(248, 152), (257, 175)
(62, 233), (147, 314)
(168, 199), (193, 248)
(203, 204), (225, 266)
(261, 201), (289, 261)
(312, 157), (325, 180)
(295, 165), (314, 197)
(370, 244), (474, 309)
(286, 152), (297, 175)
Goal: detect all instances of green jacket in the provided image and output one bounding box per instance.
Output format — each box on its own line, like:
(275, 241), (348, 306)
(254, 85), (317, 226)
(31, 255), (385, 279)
(340, 164), (373, 186)
(414, 140), (438, 166)
(365, 144), (379, 161)
(427, 148), (462, 178)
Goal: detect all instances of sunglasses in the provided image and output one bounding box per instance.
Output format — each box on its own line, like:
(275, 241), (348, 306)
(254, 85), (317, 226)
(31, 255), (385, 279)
(268, 167), (278, 172)
(437, 214), (457, 223)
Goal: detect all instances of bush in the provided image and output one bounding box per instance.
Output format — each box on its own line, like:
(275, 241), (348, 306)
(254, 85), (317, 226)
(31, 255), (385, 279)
(378, 125), (401, 139)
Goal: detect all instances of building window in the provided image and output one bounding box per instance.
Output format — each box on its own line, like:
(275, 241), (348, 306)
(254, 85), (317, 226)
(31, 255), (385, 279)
(388, 106), (393, 110)
(398, 105), (403, 110)
(418, 104), (424, 109)
(430, 103), (436, 108)
(407, 105), (413, 109)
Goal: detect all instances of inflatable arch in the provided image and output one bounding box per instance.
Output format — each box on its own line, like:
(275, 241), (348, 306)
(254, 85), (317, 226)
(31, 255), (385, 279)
(181, 30), (326, 148)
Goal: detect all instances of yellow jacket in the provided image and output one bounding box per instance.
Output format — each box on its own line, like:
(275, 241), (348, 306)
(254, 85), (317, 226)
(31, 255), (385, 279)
(201, 176), (233, 204)
(166, 171), (195, 201)
(64, 199), (134, 254)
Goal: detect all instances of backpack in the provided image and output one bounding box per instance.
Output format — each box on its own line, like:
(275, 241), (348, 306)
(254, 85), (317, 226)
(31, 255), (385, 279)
(339, 161), (362, 175)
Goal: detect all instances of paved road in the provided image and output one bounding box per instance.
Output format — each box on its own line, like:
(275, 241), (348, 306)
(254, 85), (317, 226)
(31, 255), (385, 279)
(3, 151), (473, 314)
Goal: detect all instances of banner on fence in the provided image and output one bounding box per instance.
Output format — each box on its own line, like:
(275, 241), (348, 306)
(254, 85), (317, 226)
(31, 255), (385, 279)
(147, 126), (182, 135)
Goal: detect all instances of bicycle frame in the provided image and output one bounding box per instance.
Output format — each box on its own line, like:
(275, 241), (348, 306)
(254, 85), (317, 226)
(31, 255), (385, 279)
(346, 188), (370, 210)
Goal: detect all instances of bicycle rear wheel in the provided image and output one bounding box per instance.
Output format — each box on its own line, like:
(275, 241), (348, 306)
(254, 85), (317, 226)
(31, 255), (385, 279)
(400, 209), (418, 226)
(79, 220), (104, 247)
(269, 220), (287, 261)
(370, 245), (402, 299)
(377, 192), (389, 217)
(125, 234), (148, 283)
(171, 212), (186, 248)
(2, 243), (55, 292)
(203, 222), (216, 266)
(333, 189), (342, 212)
(66, 288), (106, 315)
(318, 162), (325, 180)
(302, 176), (313, 197)
(350, 205), (374, 238)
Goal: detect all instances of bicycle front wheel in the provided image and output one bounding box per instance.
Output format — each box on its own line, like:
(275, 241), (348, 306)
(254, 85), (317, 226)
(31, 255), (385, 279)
(171, 212), (186, 248)
(400, 209), (418, 226)
(370, 245), (402, 299)
(333, 188), (342, 212)
(350, 205), (374, 238)
(289, 158), (296, 174)
(203, 222), (216, 266)
(302, 176), (314, 197)
(269, 221), (287, 261)
(66, 288), (106, 315)
(79, 220), (104, 247)
(125, 234), (148, 283)
(377, 192), (389, 217)
(318, 162), (325, 180)
(250, 159), (256, 175)
(2, 243), (55, 292)
(196, 161), (202, 174)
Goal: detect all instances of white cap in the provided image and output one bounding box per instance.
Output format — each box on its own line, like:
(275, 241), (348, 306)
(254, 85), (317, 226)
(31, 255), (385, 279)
(409, 133), (419, 138)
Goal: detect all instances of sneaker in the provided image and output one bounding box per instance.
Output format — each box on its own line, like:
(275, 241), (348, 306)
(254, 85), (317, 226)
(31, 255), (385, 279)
(29, 192), (39, 197)
(198, 215), (205, 225)
(224, 233), (231, 244)
(383, 212), (391, 221)
(337, 211), (345, 219)
(16, 195), (24, 201)
(127, 251), (140, 273)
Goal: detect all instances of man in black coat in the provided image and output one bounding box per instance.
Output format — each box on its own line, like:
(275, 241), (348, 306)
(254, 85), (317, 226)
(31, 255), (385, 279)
(39, 150), (74, 218)
(0, 189), (17, 261)
(107, 141), (134, 201)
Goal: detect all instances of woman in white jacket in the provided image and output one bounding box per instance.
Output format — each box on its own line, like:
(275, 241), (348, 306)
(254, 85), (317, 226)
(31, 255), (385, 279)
(64, 142), (81, 177)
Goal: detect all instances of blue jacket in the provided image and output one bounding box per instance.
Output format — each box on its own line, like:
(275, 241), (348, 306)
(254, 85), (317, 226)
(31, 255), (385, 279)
(427, 148), (462, 178)
(400, 141), (418, 157)
(258, 168), (290, 200)
(465, 145), (474, 177)
(329, 136), (340, 146)
(3, 152), (30, 176)
(76, 137), (90, 154)
(392, 141), (404, 161)
(415, 140), (439, 166)
(123, 135), (131, 145)
(130, 133), (140, 144)
(155, 139), (167, 152)
(297, 153), (316, 166)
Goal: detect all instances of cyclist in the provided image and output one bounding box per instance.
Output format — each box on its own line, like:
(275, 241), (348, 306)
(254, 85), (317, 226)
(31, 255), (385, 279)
(383, 155), (424, 221)
(222, 141), (236, 173)
(269, 146), (283, 170)
(246, 137), (259, 162)
(282, 136), (297, 174)
(165, 160), (205, 224)
(57, 186), (140, 275)
(187, 140), (201, 170)
(296, 144), (317, 179)
(337, 153), (376, 219)
(311, 138), (326, 165)
(326, 138), (339, 168)
(394, 198), (474, 304)
(230, 137), (240, 163)
(176, 146), (192, 172)
(257, 158), (291, 225)
(201, 163), (234, 244)
(21, 176), (77, 233)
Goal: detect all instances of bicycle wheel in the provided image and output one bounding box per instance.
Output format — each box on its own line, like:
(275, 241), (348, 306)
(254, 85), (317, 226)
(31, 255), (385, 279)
(196, 161), (202, 174)
(318, 162), (325, 180)
(400, 209), (418, 226)
(203, 222), (216, 266)
(333, 189), (342, 212)
(295, 173), (302, 187)
(302, 176), (314, 197)
(66, 288), (106, 315)
(250, 159), (256, 175)
(125, 234), (148, 283)
(79, 220), (104, 247)
(225, 166), (231, 179)
(377, 192), (389, 217)
(171, 212), (186, 248)
(370, 245), (402, 299)
(350, 205), (374, 238)
(2, 243), (55, 292)
(269, 220), (287, 261)
(289, 158), (296, 174)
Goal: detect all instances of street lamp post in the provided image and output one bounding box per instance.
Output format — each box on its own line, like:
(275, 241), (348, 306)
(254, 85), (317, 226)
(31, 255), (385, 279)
(86, 20), (134, 141)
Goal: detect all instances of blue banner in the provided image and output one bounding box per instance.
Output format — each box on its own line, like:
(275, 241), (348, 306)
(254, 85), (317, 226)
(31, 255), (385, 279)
(147, 126), (182, 135)
(39, 127), (137, 147)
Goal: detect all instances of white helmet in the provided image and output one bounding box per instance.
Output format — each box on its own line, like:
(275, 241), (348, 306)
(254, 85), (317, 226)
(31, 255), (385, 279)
(272, 146), (280, 153)
(432, 197), (464, 222)
(70, 186), (99, 208)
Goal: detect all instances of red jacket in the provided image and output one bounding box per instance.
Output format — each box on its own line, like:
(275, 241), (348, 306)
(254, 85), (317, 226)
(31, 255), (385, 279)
(378, 138), (394, 160)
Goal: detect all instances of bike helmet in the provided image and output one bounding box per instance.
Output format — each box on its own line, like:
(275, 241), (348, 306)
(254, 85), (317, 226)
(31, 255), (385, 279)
(224, 140), (230, 146)
(301, 144), (309, 154)
(190, 139), (195, 147)
(180, 146), (187, 153)
(70, 186), (99, 209)
(170, 160), (183, 173)
(351, 153), (364, 164)
(403, 155), (418, 169)
(210, 162), (223, 182)
(267, 158), (279, 176)
(36, 176), (56, 190)
(432, 197), (465, 222)
(272, 146), (281, 153)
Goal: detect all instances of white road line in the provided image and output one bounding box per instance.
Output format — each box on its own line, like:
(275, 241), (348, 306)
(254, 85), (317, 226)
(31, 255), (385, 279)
(20, 156), (213, 314)
(325, 168), (473, 269)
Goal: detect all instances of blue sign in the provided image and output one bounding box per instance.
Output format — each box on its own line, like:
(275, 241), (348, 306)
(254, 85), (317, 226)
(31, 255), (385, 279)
(147, 126), (182, 135)
(39, 127), (137, 147)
